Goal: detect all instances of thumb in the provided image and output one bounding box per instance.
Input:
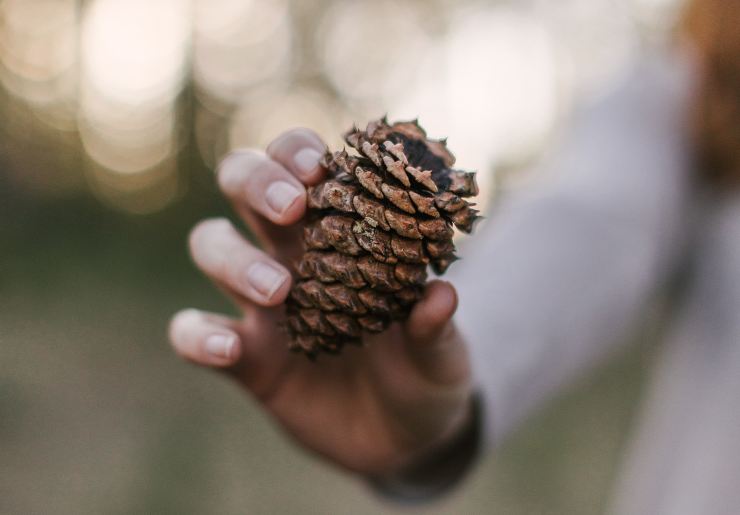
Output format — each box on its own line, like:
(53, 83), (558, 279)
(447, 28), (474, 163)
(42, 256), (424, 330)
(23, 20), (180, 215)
(402, 281), (470, 385)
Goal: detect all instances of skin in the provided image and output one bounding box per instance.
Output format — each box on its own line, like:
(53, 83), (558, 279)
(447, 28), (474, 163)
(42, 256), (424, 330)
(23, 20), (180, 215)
(168, 128), (473, 477)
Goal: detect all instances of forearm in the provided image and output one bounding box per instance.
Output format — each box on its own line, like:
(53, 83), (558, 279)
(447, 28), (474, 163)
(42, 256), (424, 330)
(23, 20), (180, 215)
(367, 393), (483, 503)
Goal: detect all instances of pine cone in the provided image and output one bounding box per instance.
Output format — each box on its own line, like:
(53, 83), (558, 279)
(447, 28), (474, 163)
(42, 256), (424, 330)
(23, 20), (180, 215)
(286, 118), (479, 358)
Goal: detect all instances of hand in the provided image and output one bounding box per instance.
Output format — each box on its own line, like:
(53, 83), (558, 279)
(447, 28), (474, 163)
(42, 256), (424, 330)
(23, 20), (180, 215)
(168, 129), (473, 476)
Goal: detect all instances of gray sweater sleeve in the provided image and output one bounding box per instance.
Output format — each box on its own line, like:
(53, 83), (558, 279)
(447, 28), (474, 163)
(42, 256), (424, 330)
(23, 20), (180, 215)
(450, 51), (696, 446)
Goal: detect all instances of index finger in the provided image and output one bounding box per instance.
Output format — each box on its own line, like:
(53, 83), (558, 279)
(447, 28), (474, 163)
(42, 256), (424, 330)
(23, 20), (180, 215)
(266, 128), (328, 185)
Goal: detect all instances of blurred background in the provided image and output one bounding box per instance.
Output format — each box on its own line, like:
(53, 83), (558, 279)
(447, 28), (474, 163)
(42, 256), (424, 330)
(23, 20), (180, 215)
(0, 0), (685, 513)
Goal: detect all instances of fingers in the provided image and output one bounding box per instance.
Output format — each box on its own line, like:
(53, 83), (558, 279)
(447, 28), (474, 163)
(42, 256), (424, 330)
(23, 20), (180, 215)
(169, 309), (242, 367)
(405, 281), (458, 345)
(217, 129), (327, 258)
(402, 281), (470, 385)
(168, 308), (291, 401)
(218, 150), (307, 227)
(189, 218), (292, 307)
(266, 128), (327, 185)
(218, 128), (327, 226)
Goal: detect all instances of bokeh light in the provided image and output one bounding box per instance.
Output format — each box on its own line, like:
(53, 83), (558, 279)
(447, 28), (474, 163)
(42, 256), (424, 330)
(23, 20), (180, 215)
(193, 0), (291, 105)
(80, 0), (188, 107)
(534, 0), (640, 95)
(77, 0), (189, 212)
(78, 96), (176, 174)
(229, 85), (346, 152)
(0, 0), (77, 102)
(0, 0), (688, 214)
(0, 0), (78, 133)
(390, 5), (559, 210)
(317, 0), (429, 103)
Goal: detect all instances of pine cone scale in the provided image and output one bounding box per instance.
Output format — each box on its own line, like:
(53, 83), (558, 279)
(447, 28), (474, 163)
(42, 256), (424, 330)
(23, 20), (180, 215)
(285, 118), (480, 357)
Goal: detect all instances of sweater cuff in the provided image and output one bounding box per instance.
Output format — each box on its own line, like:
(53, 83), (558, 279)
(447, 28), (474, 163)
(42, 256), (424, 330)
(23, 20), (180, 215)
(366, 393), (483, 504)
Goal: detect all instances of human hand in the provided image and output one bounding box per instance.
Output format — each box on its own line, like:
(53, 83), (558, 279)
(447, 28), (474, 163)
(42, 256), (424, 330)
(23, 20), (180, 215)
(168, 129), (473, 476)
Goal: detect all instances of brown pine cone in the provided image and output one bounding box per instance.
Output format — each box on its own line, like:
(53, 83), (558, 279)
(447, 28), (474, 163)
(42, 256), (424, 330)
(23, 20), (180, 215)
(286, 118), (479, 358)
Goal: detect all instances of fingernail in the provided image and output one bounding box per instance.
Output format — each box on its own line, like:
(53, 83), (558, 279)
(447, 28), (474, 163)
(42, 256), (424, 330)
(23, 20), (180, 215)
(205, 333), (237, 360)
(265, 181), (301, 215)
(246, 261), (287, 299)
(293, 148), (322, 178)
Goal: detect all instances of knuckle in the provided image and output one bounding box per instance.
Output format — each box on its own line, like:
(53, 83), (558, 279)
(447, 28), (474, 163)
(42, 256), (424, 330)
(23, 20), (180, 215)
(173, 307), (202, 326)
(265, 132), (290, 156)
(295, 127), (324, 144)
(168, 309), (200, 348)
(188, 218), (232, 257)
(267, 128), (325, 157)
(217, 149), (265, 193)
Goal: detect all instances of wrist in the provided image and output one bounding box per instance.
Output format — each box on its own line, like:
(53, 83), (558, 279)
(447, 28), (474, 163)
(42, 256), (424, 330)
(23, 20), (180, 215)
(366, 392), (483, 503)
